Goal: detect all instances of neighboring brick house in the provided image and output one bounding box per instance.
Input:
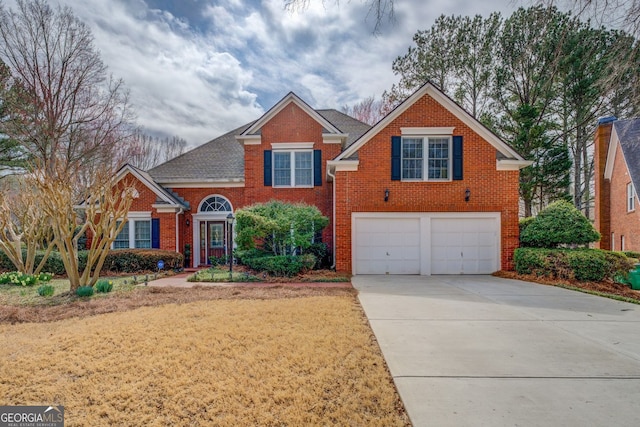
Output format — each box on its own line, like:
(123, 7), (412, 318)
(113, 82), (530, 274)
(594, 117), (640, 252)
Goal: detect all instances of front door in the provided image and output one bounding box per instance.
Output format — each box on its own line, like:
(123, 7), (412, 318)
(199, 221), (228, 264)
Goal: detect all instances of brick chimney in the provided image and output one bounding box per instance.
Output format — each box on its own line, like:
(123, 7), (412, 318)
(593, 116), (616, 250)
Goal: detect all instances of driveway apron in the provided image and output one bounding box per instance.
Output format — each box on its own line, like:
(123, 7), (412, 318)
(353, 275), (640, 427)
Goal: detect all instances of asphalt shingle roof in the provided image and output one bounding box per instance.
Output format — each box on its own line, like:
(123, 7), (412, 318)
(148, 122), (252, 183)
(147, 110), (371, 183)
(615, 118), (640, 193)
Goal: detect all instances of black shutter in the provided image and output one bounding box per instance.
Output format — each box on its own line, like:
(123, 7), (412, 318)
(452, 136), (463, 181)
(151, 218), (160, 249)
(264, 150), (272, 186)
(313, 150), (322, 186)
(391, 136), (401, 181)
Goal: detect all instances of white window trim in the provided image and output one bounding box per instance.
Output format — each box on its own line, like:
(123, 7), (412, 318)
(112, 212), (152, 249)
(627, 182), (635, 212)
(401, 135), (452, 182)
(272, 150), (314, 188)
(621, 235), (626, 251)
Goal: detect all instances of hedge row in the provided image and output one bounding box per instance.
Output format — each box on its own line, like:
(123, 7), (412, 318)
(235, 249), (317, 277)
(514, 248), (636, 282)
(0, 249), (183, 275)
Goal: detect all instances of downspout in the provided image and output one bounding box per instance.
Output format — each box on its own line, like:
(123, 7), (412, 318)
(327, 166), (337, 270)
(175, 208), (184, 253)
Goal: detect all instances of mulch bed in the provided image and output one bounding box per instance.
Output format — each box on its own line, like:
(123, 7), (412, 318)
(494, 270), (640, 302)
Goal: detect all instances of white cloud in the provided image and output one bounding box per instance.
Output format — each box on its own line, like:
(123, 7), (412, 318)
(2, 0), (521, 149)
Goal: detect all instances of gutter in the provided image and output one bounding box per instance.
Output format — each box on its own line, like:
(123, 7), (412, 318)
(327, 166), (337, 270)
(175, 208), (184, 253)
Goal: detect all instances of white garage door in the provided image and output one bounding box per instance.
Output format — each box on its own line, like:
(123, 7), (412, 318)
(354, 218), (420, 274)
(431, 218), (498, 274)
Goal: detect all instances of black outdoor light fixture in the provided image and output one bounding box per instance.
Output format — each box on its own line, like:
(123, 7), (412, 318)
(384, 189), (390, 202)
(226, 213), (235, 280)
(465, 188), (471, 202)
(185, 219), (190, 227)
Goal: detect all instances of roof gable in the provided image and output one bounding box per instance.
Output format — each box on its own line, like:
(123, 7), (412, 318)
(606, 118), (640, 192)
(116, 164), (188, 208)
(334, 82), (528, 168)
(239, 92), (342, 138)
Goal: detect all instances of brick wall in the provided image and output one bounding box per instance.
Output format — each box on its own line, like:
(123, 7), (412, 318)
(334, 93), (521, 272)
(609, 143), (640, 251)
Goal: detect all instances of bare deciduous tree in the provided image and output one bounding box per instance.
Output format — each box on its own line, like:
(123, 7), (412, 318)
(34, 167), (134, 291)
(127, 131), (188, 170)
(0, 0), (134, 181)
(0, 179), (53, 275)
(0, 0), (136, 287)
(341, 96), (387, 125)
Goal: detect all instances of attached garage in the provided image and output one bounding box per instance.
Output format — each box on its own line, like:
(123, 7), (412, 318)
(352, 213), (500, 275)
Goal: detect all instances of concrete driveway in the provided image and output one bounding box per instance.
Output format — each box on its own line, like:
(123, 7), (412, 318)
(353, 275), (640, 427)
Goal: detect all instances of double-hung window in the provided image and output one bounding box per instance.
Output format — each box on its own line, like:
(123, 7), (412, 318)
(273, 151), (313, 187)
(113, 215), (152, 249)
(627, 182), (635, 212)
(401, 136), (451, 181)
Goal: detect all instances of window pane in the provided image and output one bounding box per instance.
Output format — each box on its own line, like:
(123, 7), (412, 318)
(295, 151), (312, 186)
(273, 152), (291, 186)
(402, 138), (423, 179)
(114, 221), (129, 249)
(135, 220), (151, 248)
(428, 138), (449, 179)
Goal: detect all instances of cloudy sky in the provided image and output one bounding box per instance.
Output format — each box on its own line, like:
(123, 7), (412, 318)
(9, 0), (524, 146)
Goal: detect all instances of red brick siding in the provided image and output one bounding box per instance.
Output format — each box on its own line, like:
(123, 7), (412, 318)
(334, 93), (521, 272)
(594, 123), (613, 249)
(242, 103), (339, 248)
(609, 143), (640, 251)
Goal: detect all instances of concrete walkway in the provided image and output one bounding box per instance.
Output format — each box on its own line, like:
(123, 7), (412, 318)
(353, 275), (640, 427)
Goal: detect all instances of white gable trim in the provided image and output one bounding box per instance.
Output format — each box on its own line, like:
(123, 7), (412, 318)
(235, 134), (261, 145)
(271, 142), (314, 150)
(604, 126), (620, 180)
(335, 82), (526, 163)
(115, 164), (181, 207)
(241, 92), (341, 136)
(401, 127), (455, 135)
(497, 159), (533, 171)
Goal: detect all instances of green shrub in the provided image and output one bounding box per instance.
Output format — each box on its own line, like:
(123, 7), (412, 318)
(514, 247), (634, 282)
(95, 279), (114, 293)
(520, 200), (600, 248)
(37, 284), (55, 297)
(519, 216), (535, 240)
(102, 249), (184, 273)
(76, 286), (94, 297)
(623, 251), (640, 260)
(566, 250), (608, 282)
(242, 254), (316, 277)
(514, 248), (548, 275)
(303, 242), (330, 269)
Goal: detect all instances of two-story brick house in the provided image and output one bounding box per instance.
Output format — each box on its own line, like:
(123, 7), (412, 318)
(113, 82), (530, 274)
(594, 117), (640, 252)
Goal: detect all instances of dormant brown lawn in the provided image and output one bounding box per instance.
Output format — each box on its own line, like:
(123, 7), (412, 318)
(0, 295), (409, 426)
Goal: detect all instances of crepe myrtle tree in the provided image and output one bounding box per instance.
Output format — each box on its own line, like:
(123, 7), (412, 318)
(33, 166), (135, 291)
(0, 180), (54, 275)
(235, 200), (329, 256)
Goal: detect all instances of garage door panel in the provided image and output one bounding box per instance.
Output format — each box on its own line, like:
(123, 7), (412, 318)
(354, 214), (499, 275)
(355, 218), (420, 275)
(431, 218), (498, 275)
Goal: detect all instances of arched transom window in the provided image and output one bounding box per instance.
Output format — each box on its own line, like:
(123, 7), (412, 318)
(200, 196), (232, 212)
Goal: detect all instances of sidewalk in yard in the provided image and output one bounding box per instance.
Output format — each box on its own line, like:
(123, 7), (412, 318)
(148, 271), (352, 288)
